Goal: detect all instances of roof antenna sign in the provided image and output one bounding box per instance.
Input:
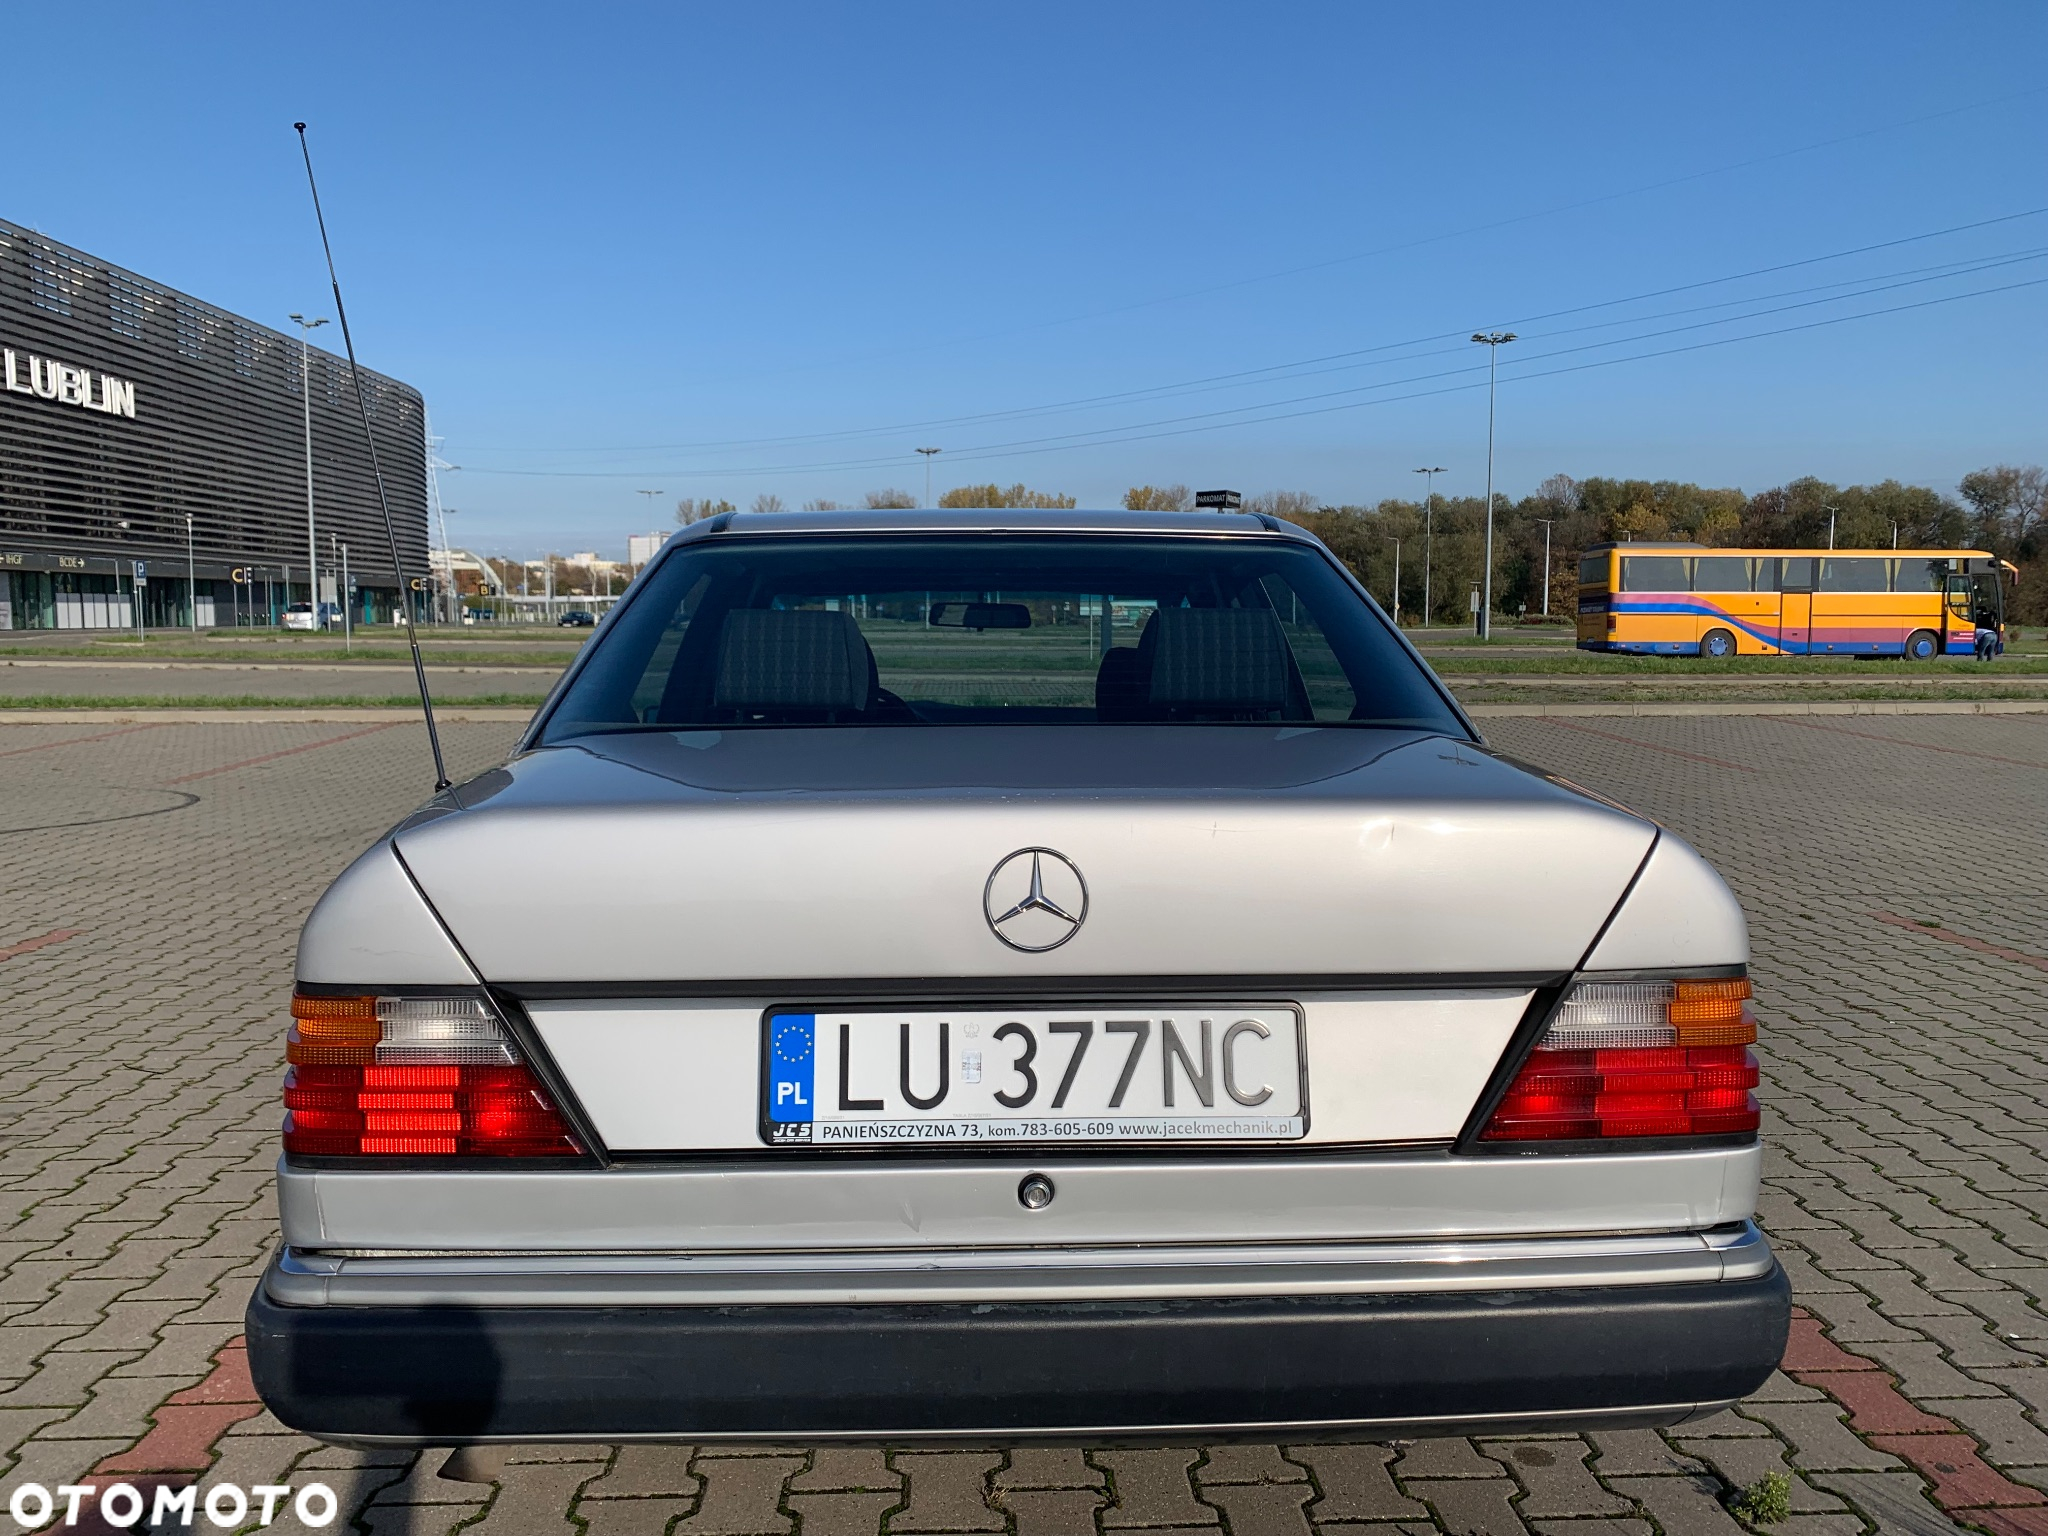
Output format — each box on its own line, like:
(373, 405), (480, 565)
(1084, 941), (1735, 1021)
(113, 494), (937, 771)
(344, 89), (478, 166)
(292, 121), (451, 792)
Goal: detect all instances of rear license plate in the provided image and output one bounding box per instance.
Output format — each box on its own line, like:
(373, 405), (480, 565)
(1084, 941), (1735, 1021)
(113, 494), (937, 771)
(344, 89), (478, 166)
(760, 1006), (1306, 1146)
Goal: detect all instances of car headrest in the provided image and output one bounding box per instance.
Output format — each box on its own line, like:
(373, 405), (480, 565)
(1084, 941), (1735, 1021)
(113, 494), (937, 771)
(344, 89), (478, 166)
(713, 609), (874, 714)
(1094, 645), (1149, 720)
(1143, 607), (1290, 711)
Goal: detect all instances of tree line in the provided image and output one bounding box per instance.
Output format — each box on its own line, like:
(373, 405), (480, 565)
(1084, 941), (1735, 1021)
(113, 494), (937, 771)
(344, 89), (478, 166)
(1279, 465), (2044, 625)
(669, 464), (2045, 625)
(676, 485), (1080, 521)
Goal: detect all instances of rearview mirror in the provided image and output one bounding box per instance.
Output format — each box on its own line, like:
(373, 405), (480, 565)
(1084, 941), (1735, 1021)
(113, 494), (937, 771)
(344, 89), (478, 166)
(929, 602), (1031, 631)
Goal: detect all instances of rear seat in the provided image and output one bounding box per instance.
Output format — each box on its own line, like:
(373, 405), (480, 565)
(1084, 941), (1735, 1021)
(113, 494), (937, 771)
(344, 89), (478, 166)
(1095, 607), (1296, 722)
(709, 609), (879, 723)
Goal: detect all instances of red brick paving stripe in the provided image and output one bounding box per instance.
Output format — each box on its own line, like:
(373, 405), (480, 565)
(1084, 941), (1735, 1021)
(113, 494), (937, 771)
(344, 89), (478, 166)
(1784, 1308), (2048, 1517)
(1963, 1509), (2048, 1536)
(92, 1338), (262, 1476)
(1780, 715), (2048, 770)
(0, 927), (85, 963)
(1797, 1369), (1956, 1434)
(1544, 718), (1759, 772)
(163, 720), (403, 784)
(92, 1403), (262, 1474)
(1782, 1312), (1883, 1373)
(1867, 1433), (2048, 1509)
(0, 722), (169, 759)
(163, 1337), (257, 1406)
(1874, 910), (2048, 976)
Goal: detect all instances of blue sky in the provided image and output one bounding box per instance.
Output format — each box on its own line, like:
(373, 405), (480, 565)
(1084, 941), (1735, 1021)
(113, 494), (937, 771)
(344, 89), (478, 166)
(6, 2), (2045, 557)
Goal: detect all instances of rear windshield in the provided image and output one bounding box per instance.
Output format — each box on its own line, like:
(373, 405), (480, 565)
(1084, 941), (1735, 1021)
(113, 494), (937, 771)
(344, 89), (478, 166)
(537, 535), (1464, 740)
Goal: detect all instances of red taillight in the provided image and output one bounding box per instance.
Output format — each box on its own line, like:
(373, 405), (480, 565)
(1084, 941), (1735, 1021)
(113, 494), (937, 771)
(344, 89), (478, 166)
(1480, 979), (1760, 1142)
(283, 995), (581, 1158)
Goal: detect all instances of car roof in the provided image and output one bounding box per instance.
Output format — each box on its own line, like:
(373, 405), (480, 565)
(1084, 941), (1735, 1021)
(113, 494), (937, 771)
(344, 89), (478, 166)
(671, 508), (1308, 541)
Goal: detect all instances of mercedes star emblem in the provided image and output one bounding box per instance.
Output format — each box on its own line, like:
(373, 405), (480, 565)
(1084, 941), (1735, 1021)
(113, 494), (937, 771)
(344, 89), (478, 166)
(983, 848), (1089, 952)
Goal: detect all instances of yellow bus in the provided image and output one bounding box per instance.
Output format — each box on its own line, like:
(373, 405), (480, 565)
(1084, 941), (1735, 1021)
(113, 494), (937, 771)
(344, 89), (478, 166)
(1576, 544), (2016, 659)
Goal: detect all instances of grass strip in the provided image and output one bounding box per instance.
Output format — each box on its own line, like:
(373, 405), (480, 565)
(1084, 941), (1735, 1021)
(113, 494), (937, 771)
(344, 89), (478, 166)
(0, 646), (578, 667)
(1429, 653), (2048, 675)
(0, 694), (550, 710)
(1447, 683), (2048, 704)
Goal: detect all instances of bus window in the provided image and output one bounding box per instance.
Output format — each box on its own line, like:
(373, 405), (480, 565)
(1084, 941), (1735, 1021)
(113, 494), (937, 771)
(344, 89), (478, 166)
(1694, 556), (1751, 592)
(1620, 555), (1691, 591)
(1754, 557), (1780, 591)
(1578, 553), (1609, 587)
(1946, 574), (1973, 619)
(1780, 557), (1814, 592)
(1895, 559), (1945, 593)
(1819, 557), (1890, 593)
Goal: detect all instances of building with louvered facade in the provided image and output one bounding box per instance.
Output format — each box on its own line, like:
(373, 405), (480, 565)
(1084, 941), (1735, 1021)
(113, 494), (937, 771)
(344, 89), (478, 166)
(0, 217), (428, 630)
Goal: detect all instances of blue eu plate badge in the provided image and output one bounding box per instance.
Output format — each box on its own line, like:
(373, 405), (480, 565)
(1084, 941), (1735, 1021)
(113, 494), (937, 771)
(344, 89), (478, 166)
(765, 1013), (815, 1143)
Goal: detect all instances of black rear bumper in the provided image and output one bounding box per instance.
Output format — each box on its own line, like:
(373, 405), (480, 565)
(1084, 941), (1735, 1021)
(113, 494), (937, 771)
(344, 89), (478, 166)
(247, 1263), (1789, 1444)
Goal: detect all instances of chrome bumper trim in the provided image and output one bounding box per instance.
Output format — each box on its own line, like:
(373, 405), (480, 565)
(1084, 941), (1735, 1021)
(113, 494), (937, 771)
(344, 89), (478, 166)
(321, 1399), (1728, 1448)
(267, 1220), (1773, 1308)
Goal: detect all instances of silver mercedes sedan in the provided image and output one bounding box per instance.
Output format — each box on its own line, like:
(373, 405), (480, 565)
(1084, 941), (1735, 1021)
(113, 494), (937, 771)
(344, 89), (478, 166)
(248, 508), (1787, 1445)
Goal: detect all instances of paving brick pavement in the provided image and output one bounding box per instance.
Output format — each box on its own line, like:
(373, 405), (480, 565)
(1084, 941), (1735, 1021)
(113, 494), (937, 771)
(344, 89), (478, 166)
(0, 714), (2044, 1533)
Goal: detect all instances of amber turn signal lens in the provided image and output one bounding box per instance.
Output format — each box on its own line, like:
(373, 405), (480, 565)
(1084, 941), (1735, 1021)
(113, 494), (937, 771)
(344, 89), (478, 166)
(1668, 997), (1744, 1024)
(291, 1016), (381, 1042)
(285, 998), (381, 1066)
(1668, 978), (1755, 1046)
(1673, 978), (1752, 1003)
(291, 994), (377, 1021)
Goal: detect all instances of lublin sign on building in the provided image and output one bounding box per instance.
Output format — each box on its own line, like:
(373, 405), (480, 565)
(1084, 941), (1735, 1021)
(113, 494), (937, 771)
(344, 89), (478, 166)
(2, 346), (137, 417)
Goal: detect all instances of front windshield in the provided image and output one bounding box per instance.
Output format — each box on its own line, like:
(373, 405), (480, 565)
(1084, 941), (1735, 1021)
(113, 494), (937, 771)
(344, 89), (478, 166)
(537, 534), (1465, 741)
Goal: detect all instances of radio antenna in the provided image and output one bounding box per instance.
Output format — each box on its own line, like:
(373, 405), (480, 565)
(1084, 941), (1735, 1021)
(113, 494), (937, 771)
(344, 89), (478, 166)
(294, 121), (451, 792)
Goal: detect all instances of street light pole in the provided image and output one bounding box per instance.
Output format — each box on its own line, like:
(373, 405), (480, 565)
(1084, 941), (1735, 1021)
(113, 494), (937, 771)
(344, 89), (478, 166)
(635, 489), (664, 538)
(1535, 518), (1556, 617)
(1413, 466), (1445, 627)
(1385, 537), (1402, 625)
(1470, 332), (1516, 638)
(1825, 505), (1839, 550)
(438, 508), (460, 620)
(289, 315), (329, 629)
(917, 447), (941, 507)
(185, 513), (197, 633)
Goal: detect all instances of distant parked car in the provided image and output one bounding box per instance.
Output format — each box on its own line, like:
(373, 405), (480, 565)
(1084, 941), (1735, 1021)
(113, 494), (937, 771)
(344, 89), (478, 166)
(283, 603), (341, 631)
(558, 610), (597, 627)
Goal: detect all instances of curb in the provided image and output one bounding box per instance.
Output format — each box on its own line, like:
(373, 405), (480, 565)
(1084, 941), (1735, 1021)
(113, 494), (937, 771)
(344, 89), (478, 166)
(1466, 700), (2048, 717)
(1, 701), (2042, 723)
(0, 708), (535, 724)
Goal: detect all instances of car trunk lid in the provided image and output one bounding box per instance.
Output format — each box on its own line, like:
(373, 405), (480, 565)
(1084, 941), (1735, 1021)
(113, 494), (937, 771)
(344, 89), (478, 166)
(395, 727), (1654, 984)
